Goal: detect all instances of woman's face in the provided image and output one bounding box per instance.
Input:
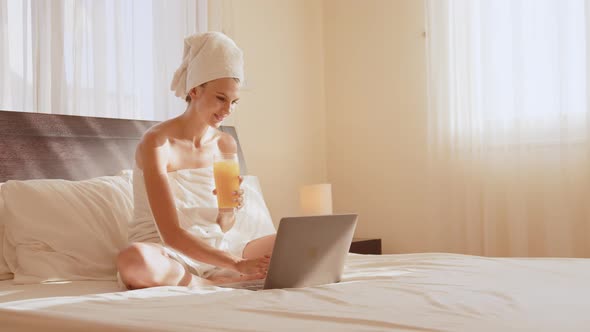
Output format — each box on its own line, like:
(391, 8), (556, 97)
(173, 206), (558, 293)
(190, 78), (240, 128)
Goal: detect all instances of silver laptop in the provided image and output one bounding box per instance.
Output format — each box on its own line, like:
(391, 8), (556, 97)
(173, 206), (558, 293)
(220, 214), (358, 291)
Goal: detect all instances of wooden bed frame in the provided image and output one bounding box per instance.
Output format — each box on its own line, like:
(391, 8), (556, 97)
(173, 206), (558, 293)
(0, 110), (247, 182)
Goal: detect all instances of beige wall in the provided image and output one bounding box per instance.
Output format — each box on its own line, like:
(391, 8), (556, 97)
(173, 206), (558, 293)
(323, 0), (430, 254)
(218, 0), (328, 226)
(221, 0), (430, 254)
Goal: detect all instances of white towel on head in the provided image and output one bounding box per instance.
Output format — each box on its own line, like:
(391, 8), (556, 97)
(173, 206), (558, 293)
(170, 32), (244, 98)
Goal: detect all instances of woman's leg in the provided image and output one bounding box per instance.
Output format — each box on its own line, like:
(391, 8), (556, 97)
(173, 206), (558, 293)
(242, 234), (276, 259)
(117, 242), (204, 289)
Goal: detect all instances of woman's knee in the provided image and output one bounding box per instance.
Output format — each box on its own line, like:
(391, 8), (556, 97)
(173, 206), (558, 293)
(117, 243), (157, 288)
(243, 234), (276, 259)
(118, 243), (149, 268)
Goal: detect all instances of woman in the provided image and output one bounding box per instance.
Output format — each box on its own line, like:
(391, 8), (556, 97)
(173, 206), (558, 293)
(117, 32), (275, 290)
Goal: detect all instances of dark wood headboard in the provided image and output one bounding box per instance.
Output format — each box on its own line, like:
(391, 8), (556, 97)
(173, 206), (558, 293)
(0, 110), (247, 182)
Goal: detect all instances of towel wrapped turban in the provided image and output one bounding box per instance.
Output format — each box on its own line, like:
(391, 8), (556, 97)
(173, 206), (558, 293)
(170, 32), (244, 99)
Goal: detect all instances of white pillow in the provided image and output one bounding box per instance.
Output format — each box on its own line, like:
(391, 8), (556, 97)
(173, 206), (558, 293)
(0, 183), (14, 280)
(2, 174), (132, 284)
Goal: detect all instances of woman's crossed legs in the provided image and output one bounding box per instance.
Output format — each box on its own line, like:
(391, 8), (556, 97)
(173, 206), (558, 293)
(117, 234), (275, 290)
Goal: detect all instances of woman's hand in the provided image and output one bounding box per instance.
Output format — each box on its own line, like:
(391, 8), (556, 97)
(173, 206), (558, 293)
(212, 176), (244, 210)
(213, 176), (244, 232)
(234, 255), (271, 275)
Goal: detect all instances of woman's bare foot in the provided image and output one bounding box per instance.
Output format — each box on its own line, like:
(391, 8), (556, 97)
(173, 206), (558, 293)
(207, 271), (266, 285)
(186, 266), (267, 289)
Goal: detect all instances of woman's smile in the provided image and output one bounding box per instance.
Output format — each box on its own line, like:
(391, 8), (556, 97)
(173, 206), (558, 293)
(214, 113), (225, 122)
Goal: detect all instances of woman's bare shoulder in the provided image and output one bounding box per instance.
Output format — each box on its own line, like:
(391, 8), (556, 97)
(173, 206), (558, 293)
(135, 121), (176, 170)
(216, 130), (237, 153)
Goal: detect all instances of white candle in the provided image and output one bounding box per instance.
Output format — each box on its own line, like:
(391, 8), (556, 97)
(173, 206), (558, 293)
(299, 183), (333, 216)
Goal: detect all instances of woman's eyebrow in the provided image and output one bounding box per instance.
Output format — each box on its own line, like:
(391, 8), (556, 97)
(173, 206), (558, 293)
(216, 92), (240, 102)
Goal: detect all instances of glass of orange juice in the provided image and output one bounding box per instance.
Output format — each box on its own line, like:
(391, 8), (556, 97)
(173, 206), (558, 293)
(213, 152), (240, 209)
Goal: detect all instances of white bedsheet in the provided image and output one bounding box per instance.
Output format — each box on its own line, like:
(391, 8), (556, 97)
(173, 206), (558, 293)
(0, 280), (119, 303)
(0, 253), (589, 332)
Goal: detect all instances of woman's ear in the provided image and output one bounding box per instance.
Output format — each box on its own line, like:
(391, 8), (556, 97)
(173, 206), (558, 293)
(189, 87), (199, 100)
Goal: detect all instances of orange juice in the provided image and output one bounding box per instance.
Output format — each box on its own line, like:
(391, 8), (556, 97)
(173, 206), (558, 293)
(213, 154), (240, 209)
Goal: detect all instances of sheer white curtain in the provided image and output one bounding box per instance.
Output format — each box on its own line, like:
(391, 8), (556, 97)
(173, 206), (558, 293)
(426, 0), (590, 257)
(0, 0), (207, 120)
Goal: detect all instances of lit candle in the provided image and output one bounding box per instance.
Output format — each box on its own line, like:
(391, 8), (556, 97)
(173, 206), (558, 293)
(299, 184), (333, 216)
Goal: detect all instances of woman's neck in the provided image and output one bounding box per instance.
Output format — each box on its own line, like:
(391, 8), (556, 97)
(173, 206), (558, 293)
(177, 107), (212, 148)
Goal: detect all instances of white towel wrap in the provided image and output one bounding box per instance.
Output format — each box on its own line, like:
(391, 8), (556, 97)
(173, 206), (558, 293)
(170, 31), (245, 98)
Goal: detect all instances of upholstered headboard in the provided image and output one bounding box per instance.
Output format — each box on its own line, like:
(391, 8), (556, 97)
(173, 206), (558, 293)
(0, 110), (247, 182)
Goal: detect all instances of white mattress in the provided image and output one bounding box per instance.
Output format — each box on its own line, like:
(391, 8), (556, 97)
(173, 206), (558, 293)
(0, 253), (589, 332)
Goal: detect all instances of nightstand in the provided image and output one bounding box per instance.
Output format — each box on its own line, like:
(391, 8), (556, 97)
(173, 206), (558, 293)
(349, 238), (382, 255)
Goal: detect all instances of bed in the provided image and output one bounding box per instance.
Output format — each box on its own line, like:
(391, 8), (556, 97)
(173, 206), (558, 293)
(0, 110), (589, 332)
